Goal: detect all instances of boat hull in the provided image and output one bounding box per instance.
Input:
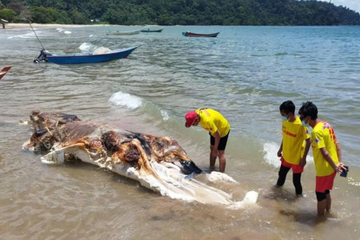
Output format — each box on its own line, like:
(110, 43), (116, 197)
(106, 30), (140, 35)
(0, 66), (11, 80)
(140, 28), (163, 33)
(45, 46), (138, 64)
(182, 32), (219, 37)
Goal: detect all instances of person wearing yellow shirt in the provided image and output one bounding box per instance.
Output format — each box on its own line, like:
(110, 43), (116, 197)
(276, 101), (311, 197)
(299, 101), (345, 216)
(185, 108), (230, 172)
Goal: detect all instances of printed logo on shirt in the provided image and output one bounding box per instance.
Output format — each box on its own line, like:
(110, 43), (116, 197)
(283, 130), (296, 138)
(323, 122), (337, 143)
(323, 122), (331, 130)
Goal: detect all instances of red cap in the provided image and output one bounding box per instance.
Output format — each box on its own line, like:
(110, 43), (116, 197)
(185, 111), (198, 128)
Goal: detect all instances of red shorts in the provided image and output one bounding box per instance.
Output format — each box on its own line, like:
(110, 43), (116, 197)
(281, 157), (303, 174)
(316, 172), (336, 193)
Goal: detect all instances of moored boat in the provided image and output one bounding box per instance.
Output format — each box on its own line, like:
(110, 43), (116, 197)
(106, 30), (140, 35)
(182, 31), (220, 37)
(33, 46), (138, 64)
(140, 28), (163, 33)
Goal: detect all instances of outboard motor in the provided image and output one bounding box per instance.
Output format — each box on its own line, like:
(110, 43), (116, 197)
(34, 49), (51, 63)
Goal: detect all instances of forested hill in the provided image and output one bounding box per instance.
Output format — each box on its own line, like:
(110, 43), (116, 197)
(1, 0), (360, 25)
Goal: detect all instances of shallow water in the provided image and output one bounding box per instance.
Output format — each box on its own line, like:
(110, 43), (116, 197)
(1, 25), (360, 239)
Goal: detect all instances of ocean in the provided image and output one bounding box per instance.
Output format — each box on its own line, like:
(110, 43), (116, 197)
(0, 25), (360, 240)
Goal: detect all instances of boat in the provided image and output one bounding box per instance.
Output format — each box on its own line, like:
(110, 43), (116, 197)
(106, 30), (140, 35)
(0, 66), (11, 80)
(33, 46), (138, 64)
(140, 28), (163, 33)
(1, 18), (8, 29)
(182, 31), (220, 37)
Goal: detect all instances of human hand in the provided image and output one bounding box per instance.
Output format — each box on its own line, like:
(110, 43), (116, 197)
(277, 150), (282, 157)
(335, 163), (344, 174)
(300, 158), (307, 167)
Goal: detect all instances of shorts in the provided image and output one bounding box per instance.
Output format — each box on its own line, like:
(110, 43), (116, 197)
(210, 130), (230, 151)
(280, 157), (304, 174)
(316, 171), (336, 193)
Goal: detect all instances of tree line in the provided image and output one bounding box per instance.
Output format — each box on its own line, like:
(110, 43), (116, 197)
(1, 0), (360, 25)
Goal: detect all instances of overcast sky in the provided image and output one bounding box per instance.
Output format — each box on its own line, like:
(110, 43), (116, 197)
(323, 0), (360, 14)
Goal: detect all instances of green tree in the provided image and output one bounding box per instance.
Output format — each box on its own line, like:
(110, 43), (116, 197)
(30, 6), (58, 23)
(69, 10), (87, 24)
(4, 0), (360, 25)
(0, 8), (16, 21)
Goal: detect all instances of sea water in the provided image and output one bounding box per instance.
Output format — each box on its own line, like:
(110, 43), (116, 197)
(0, 25), (360, 240)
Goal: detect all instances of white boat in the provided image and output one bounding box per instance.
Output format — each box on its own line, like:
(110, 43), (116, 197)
(141, 28), (163, 33)
(106, 30), (140, 36)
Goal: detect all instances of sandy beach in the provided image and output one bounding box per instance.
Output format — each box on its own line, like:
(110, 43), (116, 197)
(2, 23), (110, 29)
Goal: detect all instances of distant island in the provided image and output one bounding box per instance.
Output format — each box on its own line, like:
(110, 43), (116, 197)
(1, 0), (359, 26)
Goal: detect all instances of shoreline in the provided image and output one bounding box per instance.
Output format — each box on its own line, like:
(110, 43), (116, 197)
(2, 23), (160, 29)
(3, 23), (112, 29)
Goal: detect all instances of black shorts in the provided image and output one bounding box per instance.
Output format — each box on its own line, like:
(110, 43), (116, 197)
(210, 130), (230, 151)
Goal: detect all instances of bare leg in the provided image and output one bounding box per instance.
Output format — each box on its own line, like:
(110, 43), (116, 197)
(218, 150), (226, 173)
(326, 193), (332, 213)
(209, 145), (216, 171)
(317, 199), (327, 216)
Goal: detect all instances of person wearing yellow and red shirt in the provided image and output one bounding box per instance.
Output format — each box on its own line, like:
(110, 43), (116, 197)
(276, 101), (311, 197)
(299, 101), (345, 216)
(185, 108), (230, 173)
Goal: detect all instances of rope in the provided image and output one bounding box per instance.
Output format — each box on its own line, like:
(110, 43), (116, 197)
(29, 21), (45, 50)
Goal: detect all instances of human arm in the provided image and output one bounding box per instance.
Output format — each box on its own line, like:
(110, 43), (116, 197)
(277, 141), (283, 157)
(300, 138), (311, 167)
(335, 139), (346, 172)
(211, 131), (221, 157)
(335, 139), (342, 163)
(319, 147), (343, 174)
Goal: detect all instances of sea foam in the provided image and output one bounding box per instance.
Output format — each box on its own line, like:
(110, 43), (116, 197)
(79, 42), (93, 51)
(263, 141), (314, 168)
(109, 91), (142, 109)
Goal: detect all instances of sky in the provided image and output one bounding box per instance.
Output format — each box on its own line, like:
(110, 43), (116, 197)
(323, 0), (360, 13)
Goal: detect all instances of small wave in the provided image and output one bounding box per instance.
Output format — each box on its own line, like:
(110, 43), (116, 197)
(263, 142), (281, 168)
(8, 32), (36, 39)
(79, 42), (93, 51)
(264, 141), (314, 168)
(109, 91), (142, 109)
(57, 28), (71, 34)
